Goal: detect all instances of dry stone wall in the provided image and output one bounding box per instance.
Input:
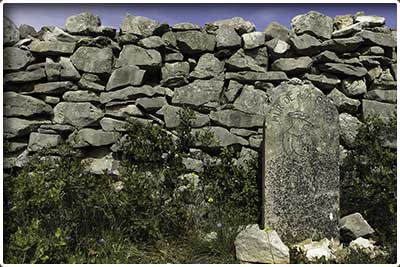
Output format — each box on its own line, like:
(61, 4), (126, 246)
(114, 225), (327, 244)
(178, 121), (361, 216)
(3, 11), (397, 175)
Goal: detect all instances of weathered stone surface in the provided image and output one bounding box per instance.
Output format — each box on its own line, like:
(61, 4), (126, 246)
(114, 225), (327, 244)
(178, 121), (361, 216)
(355, 15), (385, 27)
(156, 104), (209, 128)
(193, 126), (248, 147)
(78, 73), (105, 92)
(165, 51), (184, 62)
(4, 68), (46, 84)
(369, 80), (396, 91)
(291, 11), (333, 40)
(233, 85), (268, 115)
(356, 30), (396, 48)
(40, 26), (77, 42)
(265, 38), (291, 58)
(204, 17), (255, 35)
(263, 81), (340, 242)
(62, 90), (100, 102)
(28, 132), (63, 152)
(4, 118), (51, 139)
(69, 128), (120, 147)
(4, 47), (33, 71)
(106, 66), (146, 91)
(70, 47), (113, 74)
(83, 156), (121, 176)
(115, 44), (162, 70)
(320, 63), (367, 77)
(339, 113), (363, 148)
(226, 49), (265, 72)
(235, 224), (290, 264)
(215, 26), (241, 49)
(172, 22), (200, 31)
(294, 238), (335, 262)
(4, 92), (53, 117)
(340, 213), (375, 240)
(341, 78), (367, 97)
(210, 109), (264, 128)
(4, 17), (20, 46)
(121, 14), (164, 37)
(29, 40), (76, 55)
(53, 102), (104, 128)
(365, 90), (396, 104)
(138, 36), (166, 49)
(100, 85), (166, 104)
(231, 128), (257, 137)
(224, 80), (243, 102)
(161, 61), (190, 87)
(136, 96), (167, 112)
(33, 81), (77, 95)
(189, 53), (224, 79)
(362, 99), (396, 120)
(39, 124), (76, 134)
(242, 32), (265, 49)
(327, 88), (361, 114)
(65, 12), (101, 34)
(172, 79), (224, 107)
(5, 142), (28, 154)
(161, 32), (177, 47)
(175, 31), (216, 54)
(226, 71), (288, 83)
(332, 22), (365, 38)
(322, 36), (364, 53)
(105, 103), (143, 119)
(333, 15), (354, 31)
(290, 33), (321, 55)
(271, 57), (313, 75)
(304, 73), (341, 91)
(19, 24), (37, 38)
(100, 117), (127, 131)
(313, 50), (341, 63)
(263, 21), (292, 42)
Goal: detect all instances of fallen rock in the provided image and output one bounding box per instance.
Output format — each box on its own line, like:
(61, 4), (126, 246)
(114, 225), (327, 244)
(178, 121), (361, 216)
(234, 224), (290, 264)
(53, 102), (104, 128)
(70, 46), (113, 74)
(156, 104), (210, 128)
(100, 85), (166, 103)
(271, 56), (313, 75)
(327, 88), (361, 114)
(242, 32), (265, 49)
(106, 66), (146, 91)
(28, 132), (63, 152)
(172, 79), (224, 107)
(3, 47), (34, 71)
(263, 21), (292, 42)
(4, 118), (51, 139)
(4, 16), (20, 46)
(115, 44), (162, 70)
(210, 109), (264, 128)
(291, 11), (333, 40)
(340, 213), (375, 240)
(175, 31), (216, 55)
(189, 53), (224, 79)
(4, 92), (53, 117)
(69, 128), (120, 147)
(204, 17), (255, 35)
(339, 113), (363, 148)
(362, 99), (396, 120)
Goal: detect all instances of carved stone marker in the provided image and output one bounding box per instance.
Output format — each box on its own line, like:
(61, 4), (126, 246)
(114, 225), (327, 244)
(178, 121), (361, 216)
(262, 80), (340, 243)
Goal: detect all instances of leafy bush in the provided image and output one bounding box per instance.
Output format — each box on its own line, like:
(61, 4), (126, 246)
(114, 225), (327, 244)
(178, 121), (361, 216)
(340, 114), (396, 262)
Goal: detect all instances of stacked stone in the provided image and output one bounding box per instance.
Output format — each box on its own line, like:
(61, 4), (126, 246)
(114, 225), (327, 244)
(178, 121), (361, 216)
(3, 11), (397, 174)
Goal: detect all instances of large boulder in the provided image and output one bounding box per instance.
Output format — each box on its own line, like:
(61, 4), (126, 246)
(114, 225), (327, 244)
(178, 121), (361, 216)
(339, 213), (375, 240)
(70, 47), (113, 74)
(28, 132), (63, 152)
(29, 40), (76, 55)
(204, 17), (255, 35)
(69, 128), (120, 147)
(271, 56), (313, 75)
(291, 11), (333, 40)
(339, 113), (363, 148)
(233, 85), (268, 115)
(4, 92), (53, 117)
(192, 126), (248, 147)
(106, 66), (146, 91)
(156, 104), (210, 128)
(4, 16), (20, 46)
(234, 224), (290, 264)
(189, 53), (224, 79)
(53, 102), (104, 128)
(120, 14), (166, 37)
(3, 47), (34, 71)
(175, 31), (216, 55)
(115, 44), (162, 70)
(172, 79), (224, 107)
(210, 109), (264, 128)
(4, 118), (51, 139)
(263, 21), (292, 42)
(65, 12), (101, 34)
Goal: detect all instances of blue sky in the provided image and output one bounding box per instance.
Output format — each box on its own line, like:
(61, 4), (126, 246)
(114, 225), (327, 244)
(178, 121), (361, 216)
(4, 3), (397, 31)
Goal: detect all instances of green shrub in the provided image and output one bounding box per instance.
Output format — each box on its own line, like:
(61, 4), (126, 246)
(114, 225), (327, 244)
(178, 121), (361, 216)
(340, 114), (396, 262)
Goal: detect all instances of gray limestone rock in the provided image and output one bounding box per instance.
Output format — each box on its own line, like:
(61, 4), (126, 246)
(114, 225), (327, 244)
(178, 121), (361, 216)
(339, 113), (363, 148)
(362, 99), (396, 120)
(333, 15), (354, 31)
(121, 14), (165, 37)
(4, 92), (53, 117)
(106, 66), (146, 91)
(115, 44), (162, 70)
(263, 21), (292, 42)
(30, 40), (76, 55)
(162, 31), (177, 47)
(231, 128), (257, 137)
(356, 30), (396, 48)
(105, 103), (143, 119)
(39, 124), (76, 134)
(136, 96), (167, 112)
(339, 213), (375, 240)
(19, 24), (37, 38)
(263, 81), (340, 243)
(70, 47), (113, 74)
(78, 73), (105, 92)
(53, 102), (104, 128)
(59, 57), (81, 80)
(4, 68), (46, 84)
(249, 135), (263, 148)
(233, 85), (268, 115)
(62, 90), (100, 102)
(4, 118), (51, 139)
(192, 126), (248, 147)
(322, 36), (364, 53)
(226, 71), (288, 83)
(242, 32), (265, 49)
(4, 16), (20, 46)
(172, 22), (200, 31)
(100, 117), (127, 132)
(4, 47), (34, 71)
(291, 11), (333, 40)
(365, 90), (396, 104)
(271, 57), (313, 75)
(100, 85), (166, 104)
(172, 79), (224, 107)
(234, 224), (290, 264)
(369, 80), (397, 91)
(215, 26), (242, 49)
(304, 73), (341, 91)
(161, 61), (190, 87)
(327, 88), (361, 114)
(265, 38), (291, 58)
(341, 78), (367, 97)
(204, 17), (255, 35)
(313, 50), (341, 63)
(165, 51), (184, 62)
(189, 53), (224, 79)
(226, 49), (265, 72)
(332, 22), (365, 38)
(290, 33), (322, 55)
(5, 142), (28, 154)
(157, 105), (209, 129)
(65, 12), (101, 34)
(319, 63), (368, 77)
(210, 109), (264, 128)
(355, 15), (385, 27)
(28, 132), (63, 152)
(69, 128), (120, 147)
(224, 80), (243, 102)
(40, 26), (78, 42)
(33, 81), (77, 95)
(137, 36), (166, 49)
(175, 31), (216, 55)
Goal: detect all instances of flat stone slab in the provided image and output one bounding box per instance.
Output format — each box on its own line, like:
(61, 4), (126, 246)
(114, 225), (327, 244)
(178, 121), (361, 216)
(262, 80), (340, 243)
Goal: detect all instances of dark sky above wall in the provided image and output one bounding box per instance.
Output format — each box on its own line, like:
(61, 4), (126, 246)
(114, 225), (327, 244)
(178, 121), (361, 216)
(4, 3), (397, 31)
